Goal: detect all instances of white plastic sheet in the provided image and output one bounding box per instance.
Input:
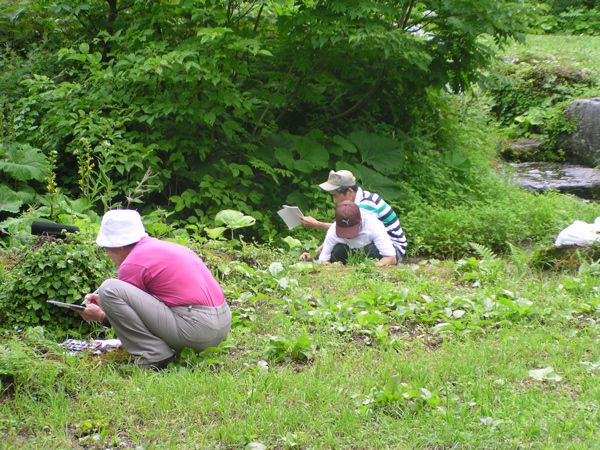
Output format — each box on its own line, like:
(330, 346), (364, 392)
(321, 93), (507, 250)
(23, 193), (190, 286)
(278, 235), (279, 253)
(555, 217), (600, 247)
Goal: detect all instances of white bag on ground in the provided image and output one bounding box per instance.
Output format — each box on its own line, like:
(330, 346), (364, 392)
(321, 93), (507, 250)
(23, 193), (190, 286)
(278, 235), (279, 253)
(555, 217), (600, 247)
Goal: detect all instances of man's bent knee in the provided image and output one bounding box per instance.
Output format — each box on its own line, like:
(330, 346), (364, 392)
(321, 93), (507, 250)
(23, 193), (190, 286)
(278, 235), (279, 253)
(98, 278), (129, 309)
(99, 277), (119, 294)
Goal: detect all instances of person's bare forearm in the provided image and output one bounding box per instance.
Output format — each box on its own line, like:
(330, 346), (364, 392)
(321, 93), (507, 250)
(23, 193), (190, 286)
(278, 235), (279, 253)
(317, 222), (332, 231)
(300, 216), (333, 231)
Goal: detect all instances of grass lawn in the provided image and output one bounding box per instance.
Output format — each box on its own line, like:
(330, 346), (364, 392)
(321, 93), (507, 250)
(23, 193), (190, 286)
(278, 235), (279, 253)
(503, 34), (600, 79)
(1, 249), (599, 448)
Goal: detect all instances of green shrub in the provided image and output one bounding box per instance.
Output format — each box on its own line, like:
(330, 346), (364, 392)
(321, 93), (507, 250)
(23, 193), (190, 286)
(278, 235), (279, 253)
(533, 5), (600, 35)
(405, 183), (600, 258)
(264, 334), (316, 364)
(483, 55), (595, 146)
(0, 234), (112, 336)
(358, 375), (442, 417)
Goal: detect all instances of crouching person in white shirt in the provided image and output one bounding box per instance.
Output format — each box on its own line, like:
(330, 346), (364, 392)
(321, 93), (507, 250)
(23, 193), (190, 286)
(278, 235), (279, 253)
(318, 201), (399, 267)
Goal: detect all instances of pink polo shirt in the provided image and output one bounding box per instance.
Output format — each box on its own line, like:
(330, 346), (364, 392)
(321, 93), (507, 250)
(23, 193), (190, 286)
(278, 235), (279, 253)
(118, 237), (224, 307)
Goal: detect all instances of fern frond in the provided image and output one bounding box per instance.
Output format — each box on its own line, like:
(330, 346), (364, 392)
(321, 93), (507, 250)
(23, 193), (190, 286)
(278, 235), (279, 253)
(469, 242), (497, 261)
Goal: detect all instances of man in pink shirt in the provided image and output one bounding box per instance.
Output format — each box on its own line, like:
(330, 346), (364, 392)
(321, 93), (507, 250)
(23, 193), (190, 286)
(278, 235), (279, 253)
(80, 209), (231, 369)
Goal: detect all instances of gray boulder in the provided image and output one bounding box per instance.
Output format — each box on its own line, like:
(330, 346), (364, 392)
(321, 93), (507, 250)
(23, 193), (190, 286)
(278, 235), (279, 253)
(562, 98), (600, 166)
(510, 162), (600, 200)
(500, 138), (544, 162)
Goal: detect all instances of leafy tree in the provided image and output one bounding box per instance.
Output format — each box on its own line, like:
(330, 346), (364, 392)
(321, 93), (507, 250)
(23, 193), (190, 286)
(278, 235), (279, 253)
(0, 0), (531, 238)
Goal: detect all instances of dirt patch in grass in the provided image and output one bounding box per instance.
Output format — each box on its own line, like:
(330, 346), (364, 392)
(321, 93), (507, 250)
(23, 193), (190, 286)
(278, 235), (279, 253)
(572, 314), (598, 328)
(390, 324), (443, 351)
(350, 332), (376, 347)
(516, 379), (581, 400)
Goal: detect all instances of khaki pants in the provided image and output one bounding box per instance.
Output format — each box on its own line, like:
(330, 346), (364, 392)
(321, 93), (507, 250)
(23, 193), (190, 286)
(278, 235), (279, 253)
(99, 279), (231, 367)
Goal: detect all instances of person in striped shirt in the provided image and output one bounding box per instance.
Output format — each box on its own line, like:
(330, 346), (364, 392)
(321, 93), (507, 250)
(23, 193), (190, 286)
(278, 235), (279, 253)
(300, 169), (407, 261)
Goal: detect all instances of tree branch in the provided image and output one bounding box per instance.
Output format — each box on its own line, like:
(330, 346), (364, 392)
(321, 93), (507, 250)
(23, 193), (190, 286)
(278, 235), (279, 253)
(106, 0), (117, 23)
(235, 1), (260, 25)
(401, 0), (416, 30)
(326, 65), (386, 122)
(253, 3), (265, 33)
(226, 0), (237, 26)
(252, 63), (296, 136)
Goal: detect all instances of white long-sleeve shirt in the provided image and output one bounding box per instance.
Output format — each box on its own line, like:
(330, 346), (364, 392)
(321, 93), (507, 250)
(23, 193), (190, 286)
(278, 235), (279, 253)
(318, 212), (396, 263)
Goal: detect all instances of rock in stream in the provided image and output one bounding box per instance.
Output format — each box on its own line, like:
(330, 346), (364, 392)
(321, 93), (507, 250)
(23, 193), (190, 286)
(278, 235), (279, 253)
(510, 162), (600, 200)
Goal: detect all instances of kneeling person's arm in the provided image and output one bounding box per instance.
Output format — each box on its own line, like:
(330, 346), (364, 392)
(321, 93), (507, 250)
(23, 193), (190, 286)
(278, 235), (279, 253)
(79, 294), (106, 323)
(317, 230), (337, 264)
(80, 303), (106, 322)
(370, 219), (397, 266)
(300, 216), (332, 231)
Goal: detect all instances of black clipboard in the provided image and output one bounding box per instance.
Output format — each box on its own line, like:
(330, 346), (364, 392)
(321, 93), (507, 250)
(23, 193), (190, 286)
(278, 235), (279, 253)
(46, 300), (86, 311)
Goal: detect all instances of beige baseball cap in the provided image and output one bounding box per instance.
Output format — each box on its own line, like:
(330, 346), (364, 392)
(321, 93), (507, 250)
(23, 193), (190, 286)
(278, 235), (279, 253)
(96, 209), (148, 248)
(318, 170), (356, 192)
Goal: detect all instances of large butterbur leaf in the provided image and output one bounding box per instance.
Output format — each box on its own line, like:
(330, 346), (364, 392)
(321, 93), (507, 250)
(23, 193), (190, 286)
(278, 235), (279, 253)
(341, 163), (402, 202)
(441, 149), (472, 171)
(0, 143), (49, 182)
(0, 185), (24, 213)
(215, 209), (256, 230)
(273, 132), (329, 173)
(348, 131), (405, 175)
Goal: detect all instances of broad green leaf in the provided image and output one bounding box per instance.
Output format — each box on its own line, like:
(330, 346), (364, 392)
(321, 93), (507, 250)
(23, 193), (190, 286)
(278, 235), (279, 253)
(332, 135), (357, 155)
(282, 236), (302, 249)
(442, 150), (472, 171)
(341, 163), (402, 201)
(273, 133), (329, 173)
(431, 322), (455, 333)
(0, 185), (23, 213)
(348, 131), (404, 175)
(289, 262), (317, 273)
(0, 143), (49, 181)
(214, 209), (256, 230)
(205, 227), (226, 240)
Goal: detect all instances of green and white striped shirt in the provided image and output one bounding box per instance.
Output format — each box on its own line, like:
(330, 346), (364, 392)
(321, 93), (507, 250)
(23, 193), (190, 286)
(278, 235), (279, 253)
(355, 187), (407, 255)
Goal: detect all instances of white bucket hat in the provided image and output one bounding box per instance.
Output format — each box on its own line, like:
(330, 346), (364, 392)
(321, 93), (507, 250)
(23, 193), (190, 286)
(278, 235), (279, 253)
(96, 209), (148, 248)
